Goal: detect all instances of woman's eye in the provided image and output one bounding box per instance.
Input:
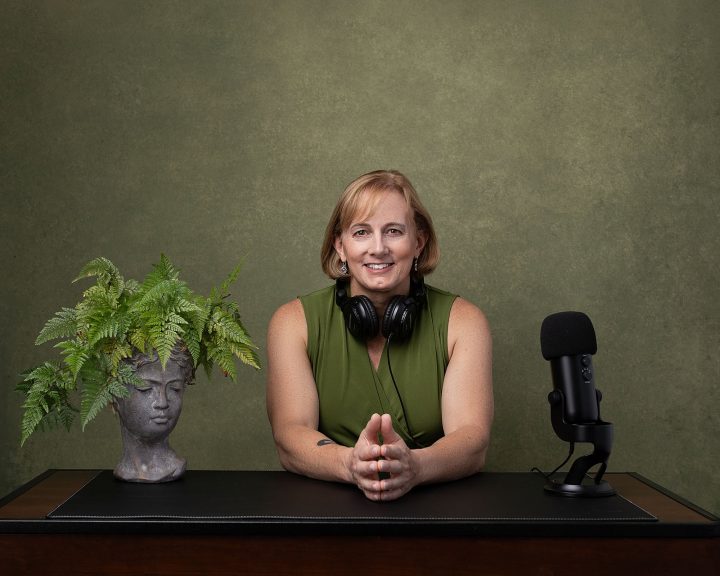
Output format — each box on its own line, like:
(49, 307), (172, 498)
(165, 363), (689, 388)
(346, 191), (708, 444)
(352, 229), (368, 237)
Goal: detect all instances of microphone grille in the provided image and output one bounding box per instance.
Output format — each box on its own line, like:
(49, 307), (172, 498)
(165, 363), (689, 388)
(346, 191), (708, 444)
(540, 311), (597, 360)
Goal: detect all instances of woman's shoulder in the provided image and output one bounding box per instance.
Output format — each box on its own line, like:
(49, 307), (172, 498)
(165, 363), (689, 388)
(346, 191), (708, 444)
(424, 284), (486, 323)
(270, 285), (337, 336)
(424, 283), (458, 316)
(298, 284), (335, 306)
(448, 296), (491, 350)
(268, 298), (307, 339)
(450, 297), (489, 325)
(424, 283), (456, 299)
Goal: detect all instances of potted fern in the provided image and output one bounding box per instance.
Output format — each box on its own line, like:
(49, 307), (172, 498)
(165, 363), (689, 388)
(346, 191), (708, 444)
(17, 254), (260, 482)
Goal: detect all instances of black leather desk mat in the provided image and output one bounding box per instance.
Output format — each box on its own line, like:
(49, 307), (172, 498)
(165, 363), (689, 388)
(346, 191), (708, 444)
(48, 471), (655, 523)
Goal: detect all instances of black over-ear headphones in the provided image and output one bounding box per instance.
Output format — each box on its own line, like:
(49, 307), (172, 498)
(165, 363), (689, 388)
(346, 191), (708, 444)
(335, 277), (426, 343)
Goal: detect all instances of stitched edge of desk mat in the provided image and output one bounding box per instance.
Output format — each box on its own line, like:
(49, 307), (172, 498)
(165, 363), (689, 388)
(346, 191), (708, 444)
(47, 470), (656, 522)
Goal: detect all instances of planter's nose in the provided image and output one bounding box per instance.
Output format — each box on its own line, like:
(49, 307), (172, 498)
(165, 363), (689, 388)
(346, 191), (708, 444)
(151, 386), (169, 410)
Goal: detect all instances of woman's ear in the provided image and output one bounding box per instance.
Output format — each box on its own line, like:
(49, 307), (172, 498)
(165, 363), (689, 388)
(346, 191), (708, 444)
(415, 229), (427, 258)
(334, 235), (345, 262)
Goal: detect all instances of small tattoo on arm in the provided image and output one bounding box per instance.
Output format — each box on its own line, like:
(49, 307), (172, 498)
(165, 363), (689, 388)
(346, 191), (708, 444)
(317, 438), (335, 446)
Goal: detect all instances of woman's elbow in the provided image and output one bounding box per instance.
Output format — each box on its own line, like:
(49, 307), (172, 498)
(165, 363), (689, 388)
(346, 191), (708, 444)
(470, 429), (491, 473)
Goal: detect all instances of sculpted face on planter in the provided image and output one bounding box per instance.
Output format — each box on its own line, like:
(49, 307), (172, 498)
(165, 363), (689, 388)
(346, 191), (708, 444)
(113, 347), (193, 483)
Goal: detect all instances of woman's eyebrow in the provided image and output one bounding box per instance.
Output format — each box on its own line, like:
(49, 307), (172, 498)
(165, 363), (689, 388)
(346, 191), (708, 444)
(350, 220), (406, 228)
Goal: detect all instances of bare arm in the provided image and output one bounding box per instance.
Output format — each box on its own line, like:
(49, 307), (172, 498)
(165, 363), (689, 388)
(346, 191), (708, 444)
(266, 299), (350, 481)
(266, 300), (387, 496)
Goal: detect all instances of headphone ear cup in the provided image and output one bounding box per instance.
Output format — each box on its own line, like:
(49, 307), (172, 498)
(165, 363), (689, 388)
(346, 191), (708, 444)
(382, 295), (416, 342)
(345, 295), (379, 341)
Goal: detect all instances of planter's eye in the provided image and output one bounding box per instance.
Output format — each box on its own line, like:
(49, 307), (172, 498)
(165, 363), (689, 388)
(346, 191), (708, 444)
(133, 385), (152, 393)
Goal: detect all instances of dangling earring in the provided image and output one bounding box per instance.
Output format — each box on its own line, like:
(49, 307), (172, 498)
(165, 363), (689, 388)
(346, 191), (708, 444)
(340, 261), (348, 275)
(413, 258), (418, 273)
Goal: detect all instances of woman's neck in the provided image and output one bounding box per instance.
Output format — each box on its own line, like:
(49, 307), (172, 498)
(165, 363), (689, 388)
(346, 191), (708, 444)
(349, 278), (411, 316)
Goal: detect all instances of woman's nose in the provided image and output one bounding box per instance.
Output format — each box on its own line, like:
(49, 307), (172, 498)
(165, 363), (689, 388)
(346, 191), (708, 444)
(368, 234), (387, 255)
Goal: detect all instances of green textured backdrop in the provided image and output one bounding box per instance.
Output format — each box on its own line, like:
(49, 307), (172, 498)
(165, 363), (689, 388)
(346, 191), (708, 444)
(1, 1), (718, 515)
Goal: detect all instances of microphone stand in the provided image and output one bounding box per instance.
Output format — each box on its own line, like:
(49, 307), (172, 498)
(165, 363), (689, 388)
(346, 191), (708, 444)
(545, 389), (615, 497)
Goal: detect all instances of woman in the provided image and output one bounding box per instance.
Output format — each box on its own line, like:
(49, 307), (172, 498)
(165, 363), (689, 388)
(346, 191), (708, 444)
(267, 169), (493, 501)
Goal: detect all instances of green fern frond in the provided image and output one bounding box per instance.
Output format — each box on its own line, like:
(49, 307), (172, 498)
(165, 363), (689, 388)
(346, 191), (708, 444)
(57, 403), (77, 432)
(131, 279), (187, 313)
(138, 254), (180, 296)
(166, 312), (189, 327)
(77, 284), (113, 312)
(155, 253), (180, 280)
(116, 362), (143, 389)
(21, 362), (65, 387)
(128, 329), (149, 355)
(228, 341), (261, 370)
(212, 263), (243, 301)
(224, 301), (240, 316)
(79, 370), (129, 430)
(124, 278), (140, 294)
(55, 339), (89, 379)
(209, 313), (257, 351)
(147, 319), (184, 368)
(86, 312), (131, 347)
(208, 311), (234, 340)
(35, 308), (78, 345)
(80, 382), (112, 430)
(174, 297), (202, 315)
(73, 256), (122, 286)
(183, 325), (201, 365)
(191, 297), (211, 336)
(20, 405), (46, 446)
(207, 345), (237, 380)
(18, 362), (74, 445)
(107, 341), (133, 373)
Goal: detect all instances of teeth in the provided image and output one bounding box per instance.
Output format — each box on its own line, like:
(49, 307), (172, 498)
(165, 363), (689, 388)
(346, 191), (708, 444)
(366, 263), (391, 270)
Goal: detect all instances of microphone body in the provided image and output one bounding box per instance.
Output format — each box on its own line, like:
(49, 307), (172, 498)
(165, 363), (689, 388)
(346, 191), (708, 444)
(540, 311), (615, 497)
(541, 310), (601, 425)
(549, 354), (599, 424)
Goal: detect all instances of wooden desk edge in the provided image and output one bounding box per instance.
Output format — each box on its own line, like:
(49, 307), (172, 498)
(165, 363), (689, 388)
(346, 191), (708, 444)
(0, 470), (101, 519)
(605, 472), (718, 525)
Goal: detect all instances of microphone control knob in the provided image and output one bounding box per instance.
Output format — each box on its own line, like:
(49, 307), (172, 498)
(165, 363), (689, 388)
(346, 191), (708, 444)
(581, 354), (592, 367)
(548, 390), (562, 406)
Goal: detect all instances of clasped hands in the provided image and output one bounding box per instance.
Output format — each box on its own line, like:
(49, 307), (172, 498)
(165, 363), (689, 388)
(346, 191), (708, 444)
(346, 413), (418, 501)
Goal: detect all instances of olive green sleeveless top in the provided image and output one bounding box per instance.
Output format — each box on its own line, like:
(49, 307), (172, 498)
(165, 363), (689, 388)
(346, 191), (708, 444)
(300, 284), (457, 448)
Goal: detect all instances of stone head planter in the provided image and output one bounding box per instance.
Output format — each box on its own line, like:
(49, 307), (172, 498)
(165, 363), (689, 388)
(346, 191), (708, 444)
(18, 255), (260, 472)
(112, 345), (194, 483)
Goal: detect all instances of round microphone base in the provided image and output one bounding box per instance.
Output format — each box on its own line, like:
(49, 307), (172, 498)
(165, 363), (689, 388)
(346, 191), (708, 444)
(544, 479), (616, 498)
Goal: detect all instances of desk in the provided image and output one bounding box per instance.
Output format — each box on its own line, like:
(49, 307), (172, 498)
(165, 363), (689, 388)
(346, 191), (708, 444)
(0, 470), (718, 575)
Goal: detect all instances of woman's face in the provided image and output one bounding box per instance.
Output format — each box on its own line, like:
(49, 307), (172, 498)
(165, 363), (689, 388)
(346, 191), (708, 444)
(115, 358), (186, 442)
(334, 189), (425, 298)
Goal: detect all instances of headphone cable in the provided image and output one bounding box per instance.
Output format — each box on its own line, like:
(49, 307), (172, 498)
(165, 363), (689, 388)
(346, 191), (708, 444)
(386, 334), (424, 448)
(531, 442), (575, 480)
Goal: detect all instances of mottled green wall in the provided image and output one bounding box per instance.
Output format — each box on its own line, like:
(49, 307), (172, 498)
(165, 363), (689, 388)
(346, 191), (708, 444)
(1, 1), (718, 515)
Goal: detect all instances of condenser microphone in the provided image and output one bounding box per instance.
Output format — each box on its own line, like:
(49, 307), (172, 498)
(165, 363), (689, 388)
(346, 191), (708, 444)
(541, 311), (599, 424)
(539, 311), (615, 497)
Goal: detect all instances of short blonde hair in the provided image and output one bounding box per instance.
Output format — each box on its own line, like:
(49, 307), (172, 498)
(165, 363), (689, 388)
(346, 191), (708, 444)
(320, 170), (440, 279)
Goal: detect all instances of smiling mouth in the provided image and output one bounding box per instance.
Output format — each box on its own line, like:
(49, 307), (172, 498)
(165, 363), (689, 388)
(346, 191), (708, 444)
(365, 263), (393, 270)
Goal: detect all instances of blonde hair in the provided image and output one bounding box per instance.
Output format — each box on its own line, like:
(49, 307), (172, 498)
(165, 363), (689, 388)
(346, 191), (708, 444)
(320, 170), (439, 279)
